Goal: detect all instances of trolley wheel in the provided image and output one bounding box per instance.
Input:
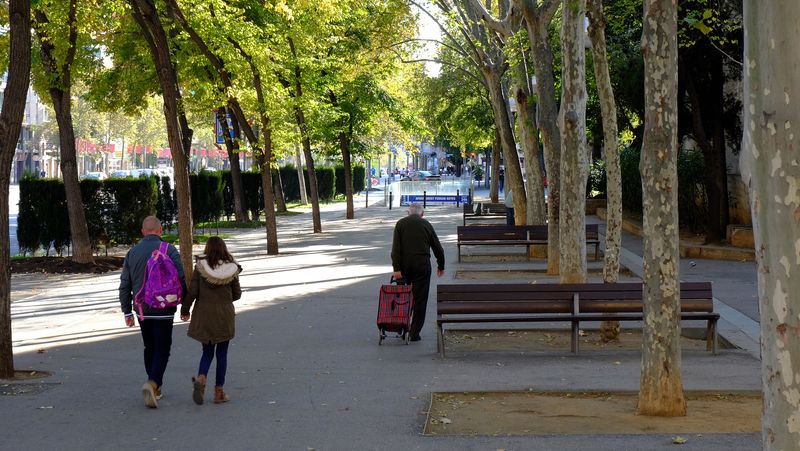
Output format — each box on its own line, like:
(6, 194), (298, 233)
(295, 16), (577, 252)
(379, 328), (386, 345)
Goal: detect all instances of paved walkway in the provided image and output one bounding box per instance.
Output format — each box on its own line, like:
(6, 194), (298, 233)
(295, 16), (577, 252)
(4, 187), (761, 450)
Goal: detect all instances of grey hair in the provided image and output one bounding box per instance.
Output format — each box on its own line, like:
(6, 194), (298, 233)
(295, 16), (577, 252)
(408, 203), (424, 216)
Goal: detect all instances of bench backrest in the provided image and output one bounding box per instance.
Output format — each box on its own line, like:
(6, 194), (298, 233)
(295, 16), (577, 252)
(457, 224), (598, 242)
(464, 203), (507, 215)
(457, 225), (546, 242)
(437, 282), (713, 315)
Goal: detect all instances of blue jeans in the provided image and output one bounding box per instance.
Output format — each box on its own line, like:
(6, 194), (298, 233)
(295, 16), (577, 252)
(139, 319), (173, 387)
(506, 208), (515, 225)
(198, 341), (230, 387)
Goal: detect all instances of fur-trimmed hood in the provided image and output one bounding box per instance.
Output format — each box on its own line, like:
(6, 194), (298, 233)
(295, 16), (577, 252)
(195, 257), (241, 285)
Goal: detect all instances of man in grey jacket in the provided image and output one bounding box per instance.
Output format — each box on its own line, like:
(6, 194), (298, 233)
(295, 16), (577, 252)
(120, 216), (186, 408)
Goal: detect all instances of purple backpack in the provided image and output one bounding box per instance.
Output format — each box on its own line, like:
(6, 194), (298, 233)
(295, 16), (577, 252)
(134, 242), (183, 320)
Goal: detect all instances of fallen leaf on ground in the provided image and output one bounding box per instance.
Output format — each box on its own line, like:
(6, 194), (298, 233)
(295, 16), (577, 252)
(440, 417), (452, 424)
(672, 436), (687, 444)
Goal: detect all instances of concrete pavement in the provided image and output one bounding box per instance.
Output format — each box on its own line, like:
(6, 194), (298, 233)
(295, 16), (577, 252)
(2, 187), (762, 450)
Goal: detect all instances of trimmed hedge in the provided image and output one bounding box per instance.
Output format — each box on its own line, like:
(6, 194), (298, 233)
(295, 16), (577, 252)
(189, 170), (224, 224)
(17, 176), (158, 254)
(618, 146), (708, 231)
(17, 177), (69, 255)
(335, 165), (366, 196)
(103, 177), (158, 244)
(313, 166), (335, 202)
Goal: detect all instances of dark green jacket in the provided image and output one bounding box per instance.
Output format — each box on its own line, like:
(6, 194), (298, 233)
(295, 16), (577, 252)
(391, 214), (445, 272)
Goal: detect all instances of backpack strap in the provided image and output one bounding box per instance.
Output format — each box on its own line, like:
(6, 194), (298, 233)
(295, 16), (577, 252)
(159, 241), (169, 256)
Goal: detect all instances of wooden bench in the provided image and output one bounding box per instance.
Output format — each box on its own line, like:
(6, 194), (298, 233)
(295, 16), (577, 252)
(435, 282), (718, 357)
(463, 203), (508, 226)
(457, 224), (600, 262)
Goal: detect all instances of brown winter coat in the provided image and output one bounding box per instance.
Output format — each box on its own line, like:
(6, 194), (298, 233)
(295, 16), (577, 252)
(181, 258), (242, 344)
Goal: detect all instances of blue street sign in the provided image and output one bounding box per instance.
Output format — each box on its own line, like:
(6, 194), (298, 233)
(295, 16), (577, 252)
(399, 194), (470, 206)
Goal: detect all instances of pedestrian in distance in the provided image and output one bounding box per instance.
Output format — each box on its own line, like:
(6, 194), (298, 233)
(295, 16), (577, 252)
(505, 187), (515, 225)
(498, 168), (505, 193)
(120, 216), (186, 408)
(391, 203), (445, 342)
(180, 236), (242, 405)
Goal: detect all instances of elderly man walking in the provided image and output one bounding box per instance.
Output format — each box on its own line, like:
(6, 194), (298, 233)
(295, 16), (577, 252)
(391, 204), (445, 342)
(120, 216), (186, 408)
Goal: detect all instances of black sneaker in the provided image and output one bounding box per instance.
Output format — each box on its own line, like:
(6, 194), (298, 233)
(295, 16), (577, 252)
(410, 335), (421, 342)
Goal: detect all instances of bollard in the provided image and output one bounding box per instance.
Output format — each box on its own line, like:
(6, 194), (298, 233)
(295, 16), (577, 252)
(456, 189), (460, 207)
(468, 187), (473, 205)
(423, 191), (427, 208)
(389, 191), (393, 210)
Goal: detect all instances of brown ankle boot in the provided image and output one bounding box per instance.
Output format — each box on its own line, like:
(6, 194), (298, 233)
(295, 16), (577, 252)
(213, 386), (230, 404)
(192, 375), (206, 405)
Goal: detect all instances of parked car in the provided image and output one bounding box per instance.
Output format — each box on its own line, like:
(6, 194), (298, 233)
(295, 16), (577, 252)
(110, 170), (131, 178)
(82, 171), (107, 181)
(400, 170), (441, 182)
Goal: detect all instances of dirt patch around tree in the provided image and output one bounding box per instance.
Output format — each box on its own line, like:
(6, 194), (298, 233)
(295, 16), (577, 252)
(11, 257), (124, 274)
(443, 328), (724, 354)
(425, 391), (761, 435)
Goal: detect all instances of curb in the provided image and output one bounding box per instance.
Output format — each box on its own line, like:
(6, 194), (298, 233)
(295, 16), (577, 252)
(596, 208), (755, 262)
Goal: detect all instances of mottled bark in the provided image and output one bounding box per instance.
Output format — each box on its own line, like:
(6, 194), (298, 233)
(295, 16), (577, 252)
(557, 0), (589, 284)
(637, 0), (686, 417)
(741, 2), (800, 447)
(515, 84), (546, 225)
(490, 127), (501, 203)
(217, 106), (248, 222)
(485, 69), (527, 223)
(520, 2), (562, 275)
(130, 0), (194, 278)
(0, 0), (30, 379)
(587, 0), (621, 341)
(34, 3), (93, 264)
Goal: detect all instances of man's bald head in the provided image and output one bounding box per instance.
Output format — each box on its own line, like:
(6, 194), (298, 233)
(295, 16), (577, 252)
(141, 216), (163, 236)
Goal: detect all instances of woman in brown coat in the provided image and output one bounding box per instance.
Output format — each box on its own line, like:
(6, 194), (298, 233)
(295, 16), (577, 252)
(180, 237), (241, 405)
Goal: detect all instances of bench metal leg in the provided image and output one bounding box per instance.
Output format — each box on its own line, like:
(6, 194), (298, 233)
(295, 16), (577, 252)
(595, 243), (599, 261)
(571, 320), (579, 354)
(457, 245), (461, 263)
(437, 322), (445, 358)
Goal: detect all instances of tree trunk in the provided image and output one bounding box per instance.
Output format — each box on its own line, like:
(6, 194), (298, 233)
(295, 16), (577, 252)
(485, 69), (527, 223)
(329, 91), (355, 219)
(227, 99), (279, 255)
(523, 7), (562, 275)
(741, 2), (800, 446)
(588, 0), (622, 341)
(50, 89), (94, 263)
(296, 108), (322, 233)
(637, 0), (686, 417)
(287, 38), (321, 233)
(217, 106), (248, 222)
(340, 130), (355, 219)
(0, 0), (30, 379)
(684, 53), (729, 243)
(490, 128), (501, 203)
(130, 0), (194, 279)
(295, 142), (308, 205)
(558, 0), (589, 284)
(33, 2), (93, 264)
(515, 85), (547, 225)
(274, 169), (287, 213)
